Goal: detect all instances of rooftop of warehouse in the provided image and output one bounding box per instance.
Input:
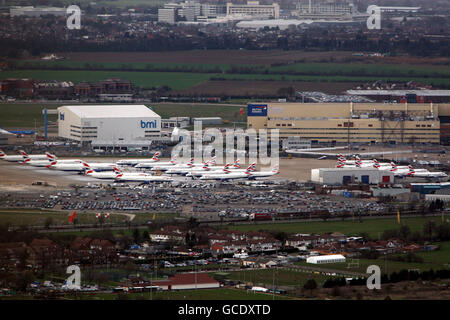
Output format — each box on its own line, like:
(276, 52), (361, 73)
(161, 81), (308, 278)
(59, 105), (160, 118)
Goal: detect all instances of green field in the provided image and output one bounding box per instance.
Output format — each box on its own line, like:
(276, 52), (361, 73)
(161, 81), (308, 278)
(4, 62), (450, 91)
(17, 60), (450, 78)
(0, 210), (128, 226)
(17, 60), (231, 73)
(221, 268), (332, 287)
(0, 103), (246, 129)
(296, 242), (450, 274)
(0, 70), (211, 90)
(226, 215), (450, 239)
(216, 74), (450, 87)
(0, 209), (178, 227)
(268, 62), (450, 78)
(77, 288), (289, 300)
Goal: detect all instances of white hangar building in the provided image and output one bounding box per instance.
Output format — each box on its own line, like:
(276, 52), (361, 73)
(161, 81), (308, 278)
(306, 254), (346, 264)
(57, 105), (161, 150)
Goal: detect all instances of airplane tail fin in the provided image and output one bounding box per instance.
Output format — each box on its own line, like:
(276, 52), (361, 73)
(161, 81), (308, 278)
(233, 159), (241, 168)
(21, 158), (31, 164)
(152, 152), (160, 161)
(113, 167), (122, 175)
(209, 156), (217, 166)
(46, 152), (56, 160)
(0, 149), (5, 157)
(272, 165), (280, 173)
(247, 163), (256, 172)
(46, 161), (57, 168)
(82, 162), (91, 169)
(19, 150), (29, 158)
(170, 154), (178, 164)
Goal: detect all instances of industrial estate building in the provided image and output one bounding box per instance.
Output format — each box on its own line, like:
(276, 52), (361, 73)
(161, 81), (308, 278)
(226, 1), (280, 19)
(57, 105), (161, 150)
(9, 6), (67, 17)
(311, 168), (394, 185)
(247, 102), (450, 145)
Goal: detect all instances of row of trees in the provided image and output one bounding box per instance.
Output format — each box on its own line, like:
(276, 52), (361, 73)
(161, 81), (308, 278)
(381, 220), (450, 242)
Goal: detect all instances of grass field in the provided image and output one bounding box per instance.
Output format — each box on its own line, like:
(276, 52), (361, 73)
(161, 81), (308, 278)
(0, 70), (211, 90)
(0, 103), (246, 129)
(19, 60), (450, 78)
(220, 268), (332, 287)
(226, 215), (450, 239)
(296, 242), (450, 274)
(0, 209), (177, 227)
(77, 288), (289, 300)
(4, 62), (450, 91)
(216, 74), (450, 87)
(0, 210), (128, 226)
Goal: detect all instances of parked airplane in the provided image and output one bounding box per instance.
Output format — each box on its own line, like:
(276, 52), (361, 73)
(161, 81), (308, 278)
(84, 165), (119, 179)
(114, 170), (173, 183)
(165, 160), (215, 175)
(21, 158), (53, 167)
(18, 150), (48, 160)
(116, 152), (161, 166)
(46, 161), (85, 172)
(134, 155), (178, 169)
(407, 168), (448, 179)
(112, 167), (152, 178)
(187, 164), (256, 177)
(0, 149), (26, 162)
(245, 165), (279, 179)
(45, 152), (82, 164)
(149, 158), (198, 171)
(390, 164), (428, 176)
(199, 169), (250, 181)
(81, 161), (115, 172)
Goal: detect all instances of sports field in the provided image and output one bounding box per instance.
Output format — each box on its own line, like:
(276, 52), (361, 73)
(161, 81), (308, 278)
(0, 70), (211, 90)
(4, 68), (449, 88)
(296, 241), (450, 274)
(77, 288), (289, 300)
(221, 268), (333, 287)
(226, 215), (450, 239)
(19, 60), (449, 78)
(0, 210), (127, 226)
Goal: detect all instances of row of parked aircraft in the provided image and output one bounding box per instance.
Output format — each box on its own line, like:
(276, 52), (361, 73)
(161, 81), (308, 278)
(0, 149), (280, 183)
(336, 154), (448, 179)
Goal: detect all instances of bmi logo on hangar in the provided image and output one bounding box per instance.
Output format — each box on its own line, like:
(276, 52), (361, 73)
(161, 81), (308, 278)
(140, 120), (157, 129)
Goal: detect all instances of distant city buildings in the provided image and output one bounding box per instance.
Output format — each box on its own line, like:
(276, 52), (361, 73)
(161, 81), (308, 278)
(226, 1), (280, 19)
(9, 6), (67, 17)
(157, 1), (279, 23)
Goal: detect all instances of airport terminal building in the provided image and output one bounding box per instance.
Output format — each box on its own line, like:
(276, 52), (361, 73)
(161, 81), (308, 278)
(57, 105), (161, 150)
(247, 102), (450, 145)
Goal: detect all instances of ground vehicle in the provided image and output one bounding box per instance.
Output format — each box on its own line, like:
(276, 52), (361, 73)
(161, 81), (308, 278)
(249, 213), (272, 221)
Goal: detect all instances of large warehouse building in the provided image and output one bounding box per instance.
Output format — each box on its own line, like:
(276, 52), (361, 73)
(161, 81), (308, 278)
(311, 168), (394, 185)
(57, 105), (161, 150)
(247, 102), (450, 145)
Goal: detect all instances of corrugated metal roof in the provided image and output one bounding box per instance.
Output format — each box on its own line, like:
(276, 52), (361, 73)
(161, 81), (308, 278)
(59, 105), (160, 119)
